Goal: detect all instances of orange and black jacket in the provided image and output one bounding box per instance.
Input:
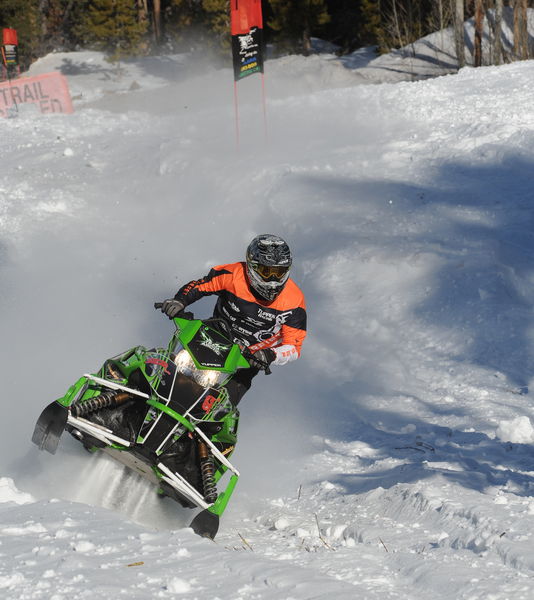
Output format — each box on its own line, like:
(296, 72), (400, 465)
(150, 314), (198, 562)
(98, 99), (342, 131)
(175, 262), (306, 363)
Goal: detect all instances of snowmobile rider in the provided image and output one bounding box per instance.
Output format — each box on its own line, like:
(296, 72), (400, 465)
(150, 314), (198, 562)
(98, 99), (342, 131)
(158, 234), (307, 406)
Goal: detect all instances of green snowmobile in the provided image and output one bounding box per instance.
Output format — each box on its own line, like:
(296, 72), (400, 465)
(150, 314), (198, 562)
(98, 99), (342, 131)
(32, 304), (263, 539)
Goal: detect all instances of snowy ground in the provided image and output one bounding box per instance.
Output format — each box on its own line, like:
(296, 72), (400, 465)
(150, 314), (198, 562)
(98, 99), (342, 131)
(2, 41), (534, 599)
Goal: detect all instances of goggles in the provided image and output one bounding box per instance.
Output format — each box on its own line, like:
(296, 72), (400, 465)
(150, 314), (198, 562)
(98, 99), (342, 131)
(252, 263), (290, 281)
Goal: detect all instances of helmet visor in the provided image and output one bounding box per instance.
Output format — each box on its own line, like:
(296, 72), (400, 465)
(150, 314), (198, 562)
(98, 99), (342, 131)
(252, 263), (290, 282)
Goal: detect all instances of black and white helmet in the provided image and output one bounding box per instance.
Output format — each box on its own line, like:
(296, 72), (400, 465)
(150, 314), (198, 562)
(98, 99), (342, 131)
(246, 234), (292, 302)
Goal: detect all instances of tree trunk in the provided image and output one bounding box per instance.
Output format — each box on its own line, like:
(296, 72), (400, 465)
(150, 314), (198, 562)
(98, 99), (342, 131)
(38, 0), (49, 40)
(513, 0), (520, 58)
(519, 0), (528, 59)
(153, 0), (161, 44)
(391, 0), (403, 47)
(474, 0), (484, 67)
(513, 0), (528, 59)
(302, 27), (311, 56)
(454, 0), (465, 68)
(138, 0), (149, 24)
(62, 0), (76, 25)
(494, 0), (503, 65)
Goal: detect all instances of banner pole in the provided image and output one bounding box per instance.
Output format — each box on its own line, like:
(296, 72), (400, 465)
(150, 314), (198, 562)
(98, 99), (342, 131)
(261, 72), (267, 143)
(233, 80), (240, 150)
(1, 46), (18, 116)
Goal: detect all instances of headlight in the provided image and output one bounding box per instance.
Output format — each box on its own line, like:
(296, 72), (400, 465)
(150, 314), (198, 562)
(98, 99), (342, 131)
(196, 369), (226, 388)
(174, 350), (226, 388)
(174, 349), (195, 373)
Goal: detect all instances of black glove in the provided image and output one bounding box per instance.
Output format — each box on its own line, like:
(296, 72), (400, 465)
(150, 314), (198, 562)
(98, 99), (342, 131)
(248, 348), (276, 370)
(160, 299), (185, 318)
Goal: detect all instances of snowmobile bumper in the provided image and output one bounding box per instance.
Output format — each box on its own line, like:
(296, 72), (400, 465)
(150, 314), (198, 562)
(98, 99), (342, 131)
(67, 414), (132, 447)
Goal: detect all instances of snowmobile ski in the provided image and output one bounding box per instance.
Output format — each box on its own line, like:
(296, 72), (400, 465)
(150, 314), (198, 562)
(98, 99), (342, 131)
(190, 509), (220, 540)
(31, 401), (68, 455)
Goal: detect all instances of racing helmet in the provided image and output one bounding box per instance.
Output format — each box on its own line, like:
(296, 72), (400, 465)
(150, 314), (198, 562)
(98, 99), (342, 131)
(245, 234), (292, 302)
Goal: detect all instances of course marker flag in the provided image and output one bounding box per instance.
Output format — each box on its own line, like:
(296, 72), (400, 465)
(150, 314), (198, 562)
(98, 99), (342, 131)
(2, 27), (20, 80)
(0, 71), (73, 118)
(231, 0), (264, 81)
(230, 0), (266, 147)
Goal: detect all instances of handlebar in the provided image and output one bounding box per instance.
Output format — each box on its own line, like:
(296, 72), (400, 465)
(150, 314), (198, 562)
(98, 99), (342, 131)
(154, 302), (193, 320)
(240, 347), (272, 375)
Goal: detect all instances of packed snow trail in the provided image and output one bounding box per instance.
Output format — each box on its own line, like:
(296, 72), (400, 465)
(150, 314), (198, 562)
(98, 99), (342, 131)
(1, 51), (534, 599)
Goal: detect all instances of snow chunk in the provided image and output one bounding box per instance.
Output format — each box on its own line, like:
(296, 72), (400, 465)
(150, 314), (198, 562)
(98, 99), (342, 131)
(274, 517), (290, 531)
(0, 573), (25, 589)
(32, 201), (70, 215)
(495, 416), (534, 444)
(73, 540), (96, 552)
(2, 523), (47, 535)
(0, 478), (34, 505)
(165, 578), (191, 594)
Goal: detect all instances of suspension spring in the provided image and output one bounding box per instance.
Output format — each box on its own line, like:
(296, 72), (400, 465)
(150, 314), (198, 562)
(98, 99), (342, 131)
(72, 391), (131, 418)
(198, 440), (217, 504)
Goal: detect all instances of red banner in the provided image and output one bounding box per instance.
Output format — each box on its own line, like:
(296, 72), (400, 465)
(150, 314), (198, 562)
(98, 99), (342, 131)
(3, 28), (18, 46)
(230, 0), (264, 81)
(0, 72), (73, 118)
(231, 0), (263, 35)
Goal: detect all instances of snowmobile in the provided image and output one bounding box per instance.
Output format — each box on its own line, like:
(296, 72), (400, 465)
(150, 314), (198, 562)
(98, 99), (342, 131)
(32, 304), (259, 539)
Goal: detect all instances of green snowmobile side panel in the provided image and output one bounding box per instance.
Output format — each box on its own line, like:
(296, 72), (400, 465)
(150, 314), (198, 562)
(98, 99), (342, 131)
(209, 474), (239, 517)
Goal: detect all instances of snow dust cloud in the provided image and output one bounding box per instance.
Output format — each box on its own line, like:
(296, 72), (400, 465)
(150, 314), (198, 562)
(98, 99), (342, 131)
(2, 44), (534, 598)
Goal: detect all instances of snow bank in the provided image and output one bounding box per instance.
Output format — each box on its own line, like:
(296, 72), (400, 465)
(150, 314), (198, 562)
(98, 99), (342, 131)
(496, 416), (534, 444)
(2, 45), (534, 599)
(0, 478), (34, 505)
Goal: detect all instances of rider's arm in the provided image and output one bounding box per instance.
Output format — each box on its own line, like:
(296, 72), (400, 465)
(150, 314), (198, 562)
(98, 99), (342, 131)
(273, 306), (307, 366)
(175, 266), (232, 306)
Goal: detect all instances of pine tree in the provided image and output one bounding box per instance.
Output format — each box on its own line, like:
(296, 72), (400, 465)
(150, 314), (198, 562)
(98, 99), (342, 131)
(201, 0), (230, 50)
(323, 0), (364, 52)
(77, 0), (148, 61)
(269, 0), (330, 55)
(38, 0), (71, 54)
(165, 0), (208, 51)
(360, 0), (383, 48)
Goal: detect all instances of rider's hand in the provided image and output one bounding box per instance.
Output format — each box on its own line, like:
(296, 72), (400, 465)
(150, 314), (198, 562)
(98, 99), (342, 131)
(248, 348), (276, 370)
(160, 299), (185, 318)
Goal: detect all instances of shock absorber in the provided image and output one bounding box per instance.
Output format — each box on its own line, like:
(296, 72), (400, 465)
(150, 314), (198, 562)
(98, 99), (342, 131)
(72, 391), (131, 418)
(198, 440), (217, 504)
